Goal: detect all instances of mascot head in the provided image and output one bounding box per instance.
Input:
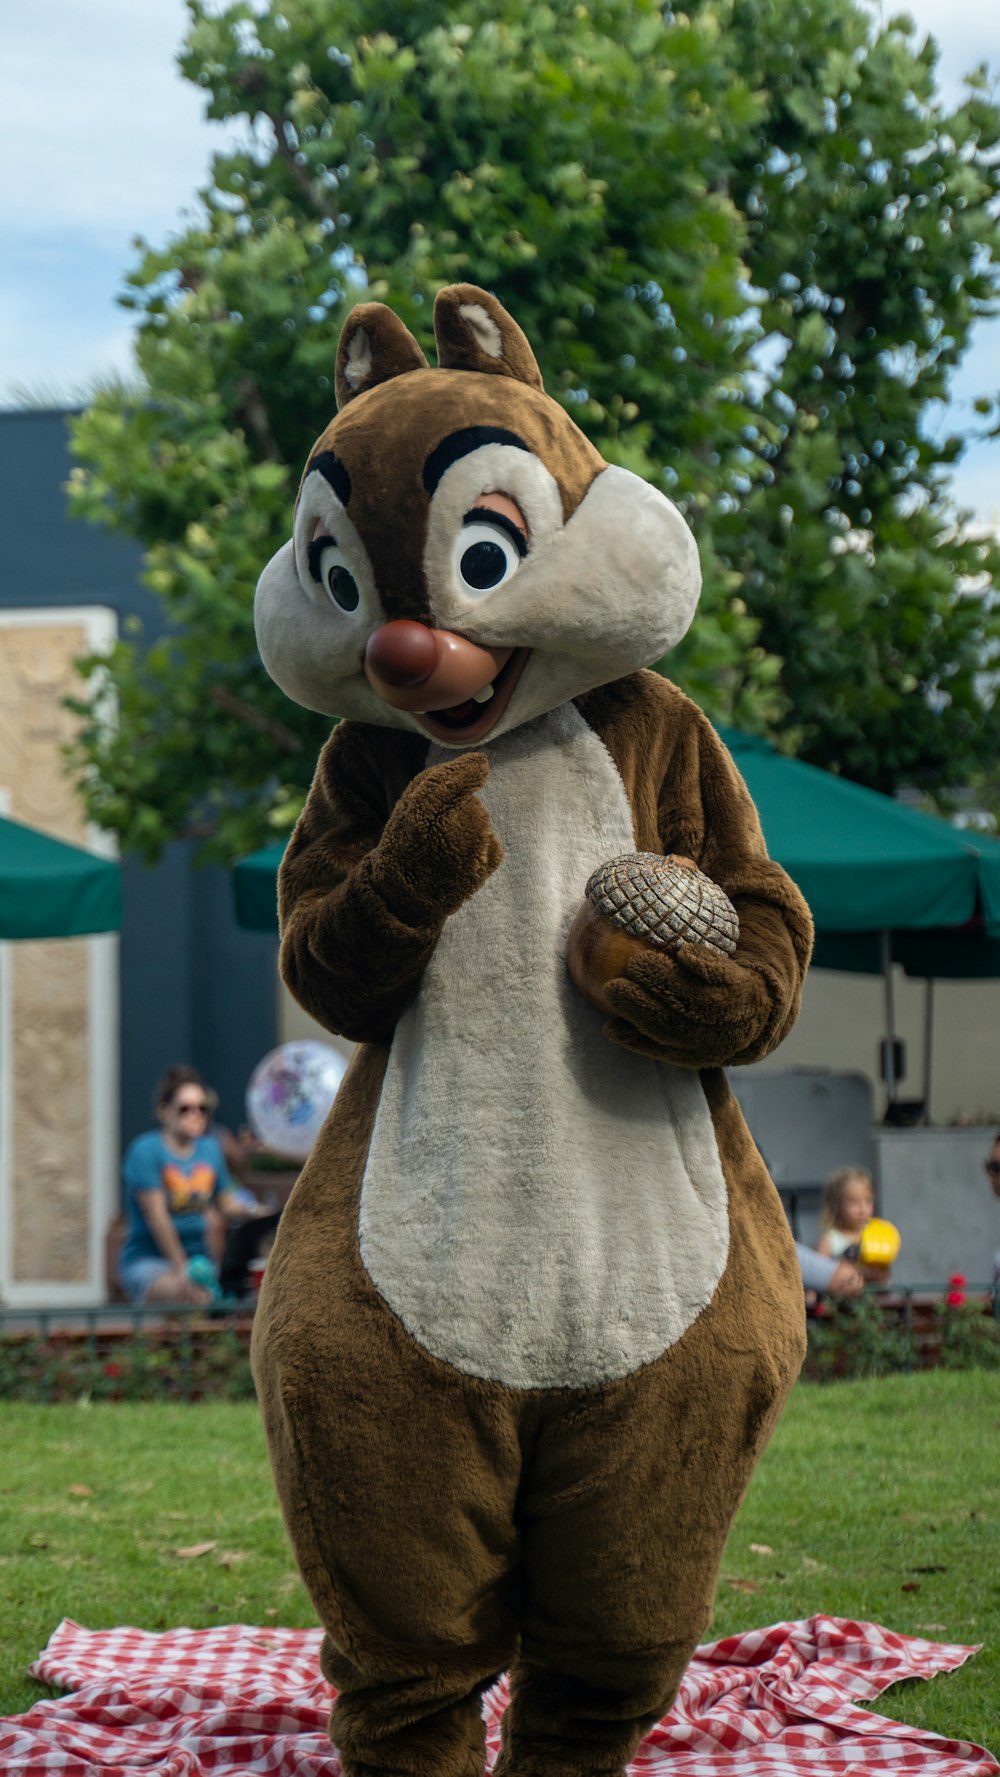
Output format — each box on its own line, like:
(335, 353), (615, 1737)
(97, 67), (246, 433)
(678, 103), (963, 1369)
(255, 283), (701, 745)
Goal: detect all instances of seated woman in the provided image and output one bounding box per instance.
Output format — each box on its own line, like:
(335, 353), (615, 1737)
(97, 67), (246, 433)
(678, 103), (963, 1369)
(118, 1065), (241, 1306)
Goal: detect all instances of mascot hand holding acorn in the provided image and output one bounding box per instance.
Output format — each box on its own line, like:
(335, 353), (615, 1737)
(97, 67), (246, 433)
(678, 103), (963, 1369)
(567, 851), (740, 1014)
(251, 284), (814, 1777)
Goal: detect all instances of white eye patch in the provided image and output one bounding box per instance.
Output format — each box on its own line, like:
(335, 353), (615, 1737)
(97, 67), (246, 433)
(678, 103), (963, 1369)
(309, 537), (362, 613)
(417, 461), (702, 746)
(293, 474), (377, 631)
(424, 443), (563, 633)
(453, 514), (527, 599)
(254, 475), (391, 720)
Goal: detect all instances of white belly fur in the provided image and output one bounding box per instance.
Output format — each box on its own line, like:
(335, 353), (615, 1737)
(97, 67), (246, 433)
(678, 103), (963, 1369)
(358, 703), (730, 1388)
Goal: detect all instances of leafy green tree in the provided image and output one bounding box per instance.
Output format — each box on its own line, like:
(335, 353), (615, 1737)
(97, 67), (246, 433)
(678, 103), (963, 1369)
(67, 0), (1000, 861)
(704, 0), (1000, 795)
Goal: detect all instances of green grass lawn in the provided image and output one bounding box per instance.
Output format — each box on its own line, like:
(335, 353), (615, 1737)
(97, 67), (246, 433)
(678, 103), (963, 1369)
(1, 1370), (998, 1746)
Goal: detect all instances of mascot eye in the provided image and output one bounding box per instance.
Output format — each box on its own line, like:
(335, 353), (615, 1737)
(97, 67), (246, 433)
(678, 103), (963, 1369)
(308, 538), (361, 612)
(454, 516), (526, 598)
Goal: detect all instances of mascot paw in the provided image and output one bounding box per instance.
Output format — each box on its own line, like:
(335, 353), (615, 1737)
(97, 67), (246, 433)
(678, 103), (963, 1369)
(601, 941), (771, 1068)
(380, 751), (504, 924)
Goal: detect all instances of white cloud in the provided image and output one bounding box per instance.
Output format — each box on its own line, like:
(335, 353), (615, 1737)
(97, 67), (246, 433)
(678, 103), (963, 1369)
(0, 0), (237, 244)
(1, 0), (997, 525)
(867, 0), (999, 105)
(0, 0), (243, 397)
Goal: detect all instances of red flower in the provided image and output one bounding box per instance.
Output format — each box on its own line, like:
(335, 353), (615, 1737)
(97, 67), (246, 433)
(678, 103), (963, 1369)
(949, 1273), (968, 1288)
(103, 1362), (123, 1378)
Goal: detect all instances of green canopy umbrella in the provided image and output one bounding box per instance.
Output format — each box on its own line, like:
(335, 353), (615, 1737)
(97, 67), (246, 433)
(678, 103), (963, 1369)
(234, 728), (1000, 1112)
(234, 728), (1000, 969)
(717, 729), (1000, 1110)
(718, 728), (1000, 980)
(233, 839), (287, 938)
(0, 815), (121, 940)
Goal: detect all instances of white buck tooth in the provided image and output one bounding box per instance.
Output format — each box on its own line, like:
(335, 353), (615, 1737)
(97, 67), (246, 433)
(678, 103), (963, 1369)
(472, 683), (495, 704)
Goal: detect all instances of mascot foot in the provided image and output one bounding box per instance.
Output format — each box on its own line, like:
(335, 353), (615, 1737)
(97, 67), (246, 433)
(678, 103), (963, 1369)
(326, 1641), (495, 1777)
(490, 1651), (688, 1777)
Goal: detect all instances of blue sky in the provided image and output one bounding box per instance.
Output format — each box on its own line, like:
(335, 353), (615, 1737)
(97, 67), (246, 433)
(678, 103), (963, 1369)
(2, 0), (997, 527)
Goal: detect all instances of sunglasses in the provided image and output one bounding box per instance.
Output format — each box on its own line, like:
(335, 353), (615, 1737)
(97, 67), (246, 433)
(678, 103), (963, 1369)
(176, 1101), (209, 1116)
(986, 1160), (1000, 1177)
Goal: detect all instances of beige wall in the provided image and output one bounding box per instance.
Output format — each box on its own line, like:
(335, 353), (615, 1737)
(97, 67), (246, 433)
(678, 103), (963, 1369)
(0, 608), (118, 1306)
(277, 981), (355, 1073)
(754, 962), (1000, 1128)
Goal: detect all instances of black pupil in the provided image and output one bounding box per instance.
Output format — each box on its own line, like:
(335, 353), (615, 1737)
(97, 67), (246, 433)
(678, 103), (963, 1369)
(461, 539), (507, 590)
(326, 565), (359, 611)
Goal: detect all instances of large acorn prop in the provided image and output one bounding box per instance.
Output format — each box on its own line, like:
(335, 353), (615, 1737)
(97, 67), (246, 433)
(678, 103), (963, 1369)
(567, 852), (740, 1015)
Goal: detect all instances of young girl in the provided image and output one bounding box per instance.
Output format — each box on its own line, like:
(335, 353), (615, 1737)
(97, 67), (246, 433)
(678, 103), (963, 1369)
(817, 1166), (874, 1263)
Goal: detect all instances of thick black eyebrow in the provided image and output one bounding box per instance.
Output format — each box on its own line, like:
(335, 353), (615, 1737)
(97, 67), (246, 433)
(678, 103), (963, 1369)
(306, 450), (352, 505)
(465, 505), (528, 556)
(306, 536), (333, 583)
(423, 427), (528, 496)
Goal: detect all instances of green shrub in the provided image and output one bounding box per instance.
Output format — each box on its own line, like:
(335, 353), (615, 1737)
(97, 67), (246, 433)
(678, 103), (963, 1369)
(804, 1286), (1000, 1383)
(935, 1278), (1000, 1372)
(804, 1292), (918, 1382)
(0, 1321), (256, 1404)
(4, 1290), (999, 1403)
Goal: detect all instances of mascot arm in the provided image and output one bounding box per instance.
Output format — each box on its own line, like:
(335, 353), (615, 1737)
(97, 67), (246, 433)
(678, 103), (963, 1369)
(602, 714), (813, 1069)
(279, 727), (503, 1042)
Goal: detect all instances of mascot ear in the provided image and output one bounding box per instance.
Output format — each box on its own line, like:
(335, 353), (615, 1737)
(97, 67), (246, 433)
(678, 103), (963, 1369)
(434, 284), (544, 390)
(335, 303), (429, 408)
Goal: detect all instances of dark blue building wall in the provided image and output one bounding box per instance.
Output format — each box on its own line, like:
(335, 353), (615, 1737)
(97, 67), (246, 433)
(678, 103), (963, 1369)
(0, 409), (277, 1151)
(120, 845), (278, 1140)
(1, 410), (160, 626)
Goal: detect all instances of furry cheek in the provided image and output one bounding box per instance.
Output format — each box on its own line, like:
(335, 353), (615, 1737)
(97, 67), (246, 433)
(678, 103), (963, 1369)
(432, 466), (702, 672)
(254, 540), (369, 717)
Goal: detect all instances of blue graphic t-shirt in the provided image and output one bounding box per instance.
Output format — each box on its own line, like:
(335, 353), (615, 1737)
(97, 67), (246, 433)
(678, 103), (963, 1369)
(120, 1131), (231, 1266)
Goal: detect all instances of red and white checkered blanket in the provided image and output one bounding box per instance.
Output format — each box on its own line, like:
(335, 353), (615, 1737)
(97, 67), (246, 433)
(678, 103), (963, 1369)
(0, 1615), (995, 1776)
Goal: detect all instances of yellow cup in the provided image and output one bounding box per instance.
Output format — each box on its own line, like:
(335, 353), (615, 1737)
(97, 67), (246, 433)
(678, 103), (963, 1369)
(859, 1217), (901, 1266)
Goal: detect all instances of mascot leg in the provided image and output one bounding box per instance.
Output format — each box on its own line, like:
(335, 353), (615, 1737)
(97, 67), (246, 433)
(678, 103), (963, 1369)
(495, 1287), (802, 1777)
(251, 1051), (527, 1777)
(255, 1312), (523, 1777)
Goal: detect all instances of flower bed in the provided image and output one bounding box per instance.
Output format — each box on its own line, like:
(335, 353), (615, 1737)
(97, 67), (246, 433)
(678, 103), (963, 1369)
(803, 1277), (1000, 1382)
(0, 1316), (255, 1403)
(2, 1282), (998, 1400)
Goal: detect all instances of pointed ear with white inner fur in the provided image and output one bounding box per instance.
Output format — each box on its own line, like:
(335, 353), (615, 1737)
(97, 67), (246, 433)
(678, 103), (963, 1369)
(434, 283), (544, 389)
(335, 303), (429, 409)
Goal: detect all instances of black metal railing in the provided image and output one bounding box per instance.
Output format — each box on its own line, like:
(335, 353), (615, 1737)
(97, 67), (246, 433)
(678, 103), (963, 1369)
(0, 1301), (257, 1403)
(803, 1279), (1000, 1382)
(1, 1283), (997, 1400)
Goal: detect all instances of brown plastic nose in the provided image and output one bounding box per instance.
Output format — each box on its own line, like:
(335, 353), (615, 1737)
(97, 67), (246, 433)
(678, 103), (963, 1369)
(364, 621), (513, 714)
(365, 620), (437, 688)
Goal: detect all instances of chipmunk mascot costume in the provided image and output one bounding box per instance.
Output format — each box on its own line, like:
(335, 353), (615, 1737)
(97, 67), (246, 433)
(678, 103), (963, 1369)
(252, 284), (812, 1777)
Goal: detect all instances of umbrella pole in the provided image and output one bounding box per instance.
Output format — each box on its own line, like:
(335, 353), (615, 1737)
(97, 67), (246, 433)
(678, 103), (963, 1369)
(881, 930), (897, 1107)
(922, 977), (934, 1125)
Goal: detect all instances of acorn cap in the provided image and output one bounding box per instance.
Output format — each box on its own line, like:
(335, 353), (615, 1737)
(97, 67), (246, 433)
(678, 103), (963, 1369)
(584, 852), (739, 957)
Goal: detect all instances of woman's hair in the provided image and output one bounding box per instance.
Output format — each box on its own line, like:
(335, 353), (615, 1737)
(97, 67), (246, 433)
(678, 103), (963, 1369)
(821, 1165), (873, 1230)
(152, 1064), (212, 1117)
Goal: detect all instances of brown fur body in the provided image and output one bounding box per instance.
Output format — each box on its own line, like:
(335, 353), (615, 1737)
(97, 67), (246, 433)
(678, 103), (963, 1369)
(251, 288), (813, 1776)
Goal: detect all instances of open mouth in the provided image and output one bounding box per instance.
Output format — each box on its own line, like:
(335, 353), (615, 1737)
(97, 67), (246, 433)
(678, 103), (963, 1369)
(415, 648), (530, 744)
